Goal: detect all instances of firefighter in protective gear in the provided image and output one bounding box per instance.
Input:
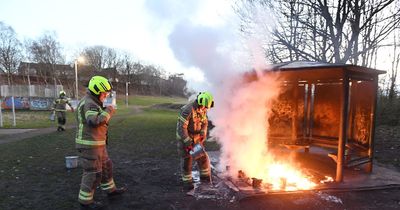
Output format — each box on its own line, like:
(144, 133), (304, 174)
(75, 75), (126, 210)
(176, 91), (214, 190)
(53, 90), (74, 131)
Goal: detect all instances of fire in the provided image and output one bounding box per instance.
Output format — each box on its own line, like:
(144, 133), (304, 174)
(262, 162), (316, 191)
(237, 152), (319, 191)
(212, 73), (333, 192)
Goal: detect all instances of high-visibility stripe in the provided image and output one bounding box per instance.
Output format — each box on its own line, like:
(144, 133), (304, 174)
(183, 137), (191, 143)
(100, 111), (110, 121)
(101, 179), (115, 190)
(85, 110), (98, 119)
(78, 190), (93, 201)
(178, 116), (187, 123)
(54, 109), (67, 112)
(182, 174), (192, 182)
(76, 139), (106, 146)
(200, 169), (210, 175)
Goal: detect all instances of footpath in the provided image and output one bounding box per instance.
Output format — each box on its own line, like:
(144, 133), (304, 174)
(0, 125), (75, 144)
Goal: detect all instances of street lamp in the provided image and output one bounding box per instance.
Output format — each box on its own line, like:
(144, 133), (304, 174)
(125, 81), (130, 107)
(74, 57), (85, 100)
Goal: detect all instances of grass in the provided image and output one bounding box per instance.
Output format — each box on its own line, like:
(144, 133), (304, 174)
(123, 95), (187, 106)
(0, 95), (186, 128)
(0, 110), (75, 129)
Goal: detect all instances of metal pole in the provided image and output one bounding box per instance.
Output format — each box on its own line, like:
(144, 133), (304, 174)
(75, 60), (78, 100)
(27, 63), (31, 96)
(0, 98), (3, 127)
(367, 77), (379, 172)
(27, 63), (31, 86)
(125, 82), (129, 107)
(11, 96), (16, 127)
(336, 73), (350, 182)
(54, 77), (57, 98)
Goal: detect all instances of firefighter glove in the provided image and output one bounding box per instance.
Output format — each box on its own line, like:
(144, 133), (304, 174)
(200, 135), (206, 143)
(183, 138), (194, 147)
(185, 145), (193, 154)
(105, 106), (115, 116)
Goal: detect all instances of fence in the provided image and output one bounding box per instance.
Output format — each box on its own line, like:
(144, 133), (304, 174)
(0, 85), (63, 98)
(0, 90), (117, 127)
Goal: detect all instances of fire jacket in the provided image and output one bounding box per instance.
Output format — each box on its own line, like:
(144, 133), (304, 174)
(53, 96), (72, 112)
(176, 101), (208, 147)
(75, 93), (113, 149)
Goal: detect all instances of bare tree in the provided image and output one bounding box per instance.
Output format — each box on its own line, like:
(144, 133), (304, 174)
(81, 45), (122, 70)
(387, 26), (400, 101)
(119, 52), (136, 83)
(0, 22), (23, 85)
(26, 31), (65, 85)
(236, 0), (400, 65)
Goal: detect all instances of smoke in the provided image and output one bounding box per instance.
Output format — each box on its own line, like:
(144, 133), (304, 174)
(168, 2), (284, 179)
(168, 21), (239, 88)
(212, 71), (283, 177)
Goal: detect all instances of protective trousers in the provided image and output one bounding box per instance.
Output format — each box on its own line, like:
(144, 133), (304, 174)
(179, 140), (211, 184)
(77, 147), (116, 204)
(56, 111), (66, 129)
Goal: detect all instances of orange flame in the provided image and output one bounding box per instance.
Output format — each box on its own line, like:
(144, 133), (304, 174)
(261, 162), (316, 191)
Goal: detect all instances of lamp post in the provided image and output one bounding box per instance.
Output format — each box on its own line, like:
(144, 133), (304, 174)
(74, 57), (84, 100)
(125, 81), (130, 107)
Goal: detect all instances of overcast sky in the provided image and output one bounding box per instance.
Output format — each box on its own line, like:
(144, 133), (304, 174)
(0, 0), (248, 91)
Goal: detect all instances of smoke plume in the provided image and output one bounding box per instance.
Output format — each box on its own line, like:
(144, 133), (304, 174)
(168, 2), (284, 179)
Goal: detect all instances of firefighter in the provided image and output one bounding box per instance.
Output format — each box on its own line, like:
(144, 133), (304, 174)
(53, 90), (74, 131)
(176, 91), (214, 190)
(76, 75), (126, 210)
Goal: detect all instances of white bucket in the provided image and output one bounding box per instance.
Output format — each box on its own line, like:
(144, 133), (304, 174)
(65, 156), (79, 169)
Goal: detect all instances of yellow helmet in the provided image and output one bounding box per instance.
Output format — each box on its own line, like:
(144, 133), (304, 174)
(88, 76), (112, 95)
(59, 90), (66, 96)
(197, 91), (214, 108)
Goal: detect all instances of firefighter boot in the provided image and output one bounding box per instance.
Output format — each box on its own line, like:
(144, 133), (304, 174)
(183, 182), (194, 191)
(80, 201), (104, 210)
(107, 186), (127, 197)
(200, 176), (211, 184)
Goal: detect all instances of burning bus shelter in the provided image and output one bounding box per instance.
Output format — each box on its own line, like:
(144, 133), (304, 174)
(190, 61), (400, 200)
(249, 61), (385, 182)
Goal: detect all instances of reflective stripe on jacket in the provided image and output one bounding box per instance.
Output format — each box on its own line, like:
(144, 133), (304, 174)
(176, 101), (208, 145)
(75, 93), (112, 148)
(54, 97), (72, 112)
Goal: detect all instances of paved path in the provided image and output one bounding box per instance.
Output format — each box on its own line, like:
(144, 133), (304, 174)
(0, 128), (36, 135)
(0, 125), (76, 144)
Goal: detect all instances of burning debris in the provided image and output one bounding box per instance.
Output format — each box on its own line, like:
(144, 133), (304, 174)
(231, 165), (324, 192)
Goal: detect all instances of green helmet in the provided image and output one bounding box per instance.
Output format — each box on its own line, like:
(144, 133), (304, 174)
(197, 91), (214, 109)
(88, 76), (112, 95)
(59, 90), (66, 96)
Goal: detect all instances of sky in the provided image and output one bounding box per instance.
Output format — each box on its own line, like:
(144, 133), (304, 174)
(0, 0), (247, 91)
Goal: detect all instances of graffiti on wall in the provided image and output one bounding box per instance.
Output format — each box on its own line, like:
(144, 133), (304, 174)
(1, 97), (30, 109)
(0, 97), (54, 110)
(30, 98), (54, 110)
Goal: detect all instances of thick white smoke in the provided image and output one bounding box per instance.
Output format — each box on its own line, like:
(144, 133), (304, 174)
(212, 72), (282, 177)
(167, 2), (283, 178)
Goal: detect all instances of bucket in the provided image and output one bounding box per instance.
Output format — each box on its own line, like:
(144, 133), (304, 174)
(65, 156), (79, 169)
(189, 143), (205, 159)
